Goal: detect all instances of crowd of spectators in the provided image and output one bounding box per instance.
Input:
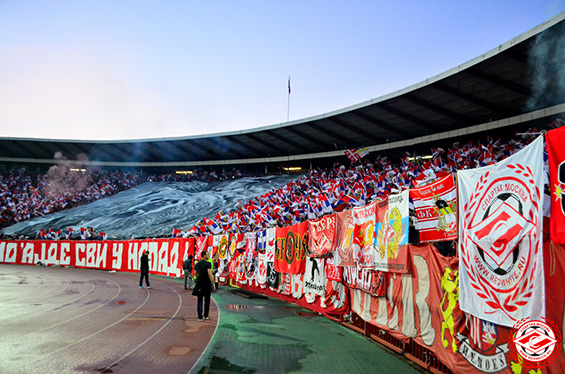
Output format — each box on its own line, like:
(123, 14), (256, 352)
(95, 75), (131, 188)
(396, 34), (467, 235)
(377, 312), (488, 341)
(186, 129), (544, 237)
(0, 167), (140, 228)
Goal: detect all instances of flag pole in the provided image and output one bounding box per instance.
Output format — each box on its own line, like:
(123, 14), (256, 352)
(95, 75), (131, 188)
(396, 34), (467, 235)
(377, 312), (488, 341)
(287, 75), (291, 122)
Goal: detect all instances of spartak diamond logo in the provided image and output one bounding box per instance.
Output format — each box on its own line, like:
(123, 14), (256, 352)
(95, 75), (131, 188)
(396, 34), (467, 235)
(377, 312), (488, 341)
(468, 196), (535, 272)
(510, 318), (562, 368)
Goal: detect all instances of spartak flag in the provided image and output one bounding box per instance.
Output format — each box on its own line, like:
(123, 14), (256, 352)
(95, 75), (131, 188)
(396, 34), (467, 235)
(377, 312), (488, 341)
(307, 214), (337, 257)
(274, 221), (308, 274)
(195, 236), (208, 260)
(351, 201), (378, 269)
(374, 190), (410, 273)
(458, 135), (545, 327)
(409, 173), (457, 242)
(333, 210), (356, 267)
(546, 126), (565, 243)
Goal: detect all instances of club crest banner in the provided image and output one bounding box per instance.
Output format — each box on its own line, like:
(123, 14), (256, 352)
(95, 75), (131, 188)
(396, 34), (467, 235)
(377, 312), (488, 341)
(217, 234), (229, 260)
(546, 126), (565, 243)
(409, 173), (457, 242)
(458, 136), (545, 327)
(275, 222), (307, 274)
(307, 214), (337, 257)
(374, 190), (410, 273)
(352, 202), (377, 269)
(334, 210), (356, 267)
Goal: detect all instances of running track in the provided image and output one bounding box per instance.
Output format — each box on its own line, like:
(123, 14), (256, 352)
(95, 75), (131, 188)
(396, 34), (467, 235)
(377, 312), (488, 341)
(0, 264), (217, 374)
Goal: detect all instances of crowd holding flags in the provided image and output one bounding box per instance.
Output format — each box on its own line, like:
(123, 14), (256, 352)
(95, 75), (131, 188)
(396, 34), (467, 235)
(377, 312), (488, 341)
(187, 128), (545, 239)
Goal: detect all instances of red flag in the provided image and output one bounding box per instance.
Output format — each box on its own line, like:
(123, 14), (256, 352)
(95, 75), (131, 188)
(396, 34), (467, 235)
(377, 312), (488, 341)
(274, 222), (307, 274)
(307, 214), (337, 257)
(547, 126), (565, 243)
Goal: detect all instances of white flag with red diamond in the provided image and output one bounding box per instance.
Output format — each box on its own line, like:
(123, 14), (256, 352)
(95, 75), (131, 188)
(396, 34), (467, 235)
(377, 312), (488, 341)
(458, 135), (545, 327)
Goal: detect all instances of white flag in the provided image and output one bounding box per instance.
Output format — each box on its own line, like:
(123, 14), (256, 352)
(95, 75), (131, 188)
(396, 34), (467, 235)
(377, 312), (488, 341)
(458, 136), (545, 327)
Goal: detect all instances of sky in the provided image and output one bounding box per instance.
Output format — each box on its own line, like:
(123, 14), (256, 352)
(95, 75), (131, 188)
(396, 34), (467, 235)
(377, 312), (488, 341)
(0, 1), (564, 141)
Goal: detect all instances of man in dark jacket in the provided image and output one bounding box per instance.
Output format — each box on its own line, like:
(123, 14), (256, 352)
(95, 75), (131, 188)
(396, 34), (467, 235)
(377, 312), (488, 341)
(183, 255), (194, 290)
(139, 250), (152, 289)
(193, 251), (215, 321)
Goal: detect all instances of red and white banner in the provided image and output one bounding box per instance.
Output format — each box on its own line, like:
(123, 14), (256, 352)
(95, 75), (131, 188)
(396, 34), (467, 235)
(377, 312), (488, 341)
(0, 239), (191, 278)
(343, 264), (386, 297)
(265, 228), (276, 262)
(374, 190), (410, 273)
(244, 232), (257, 260)
(409, 173), (457, 242)
(458, 135), (545, 327)
(181, 237), (195, 263)
(334, 210), (356, 267)
(352, 202), (377, 269)
(195, 236), (207, 260)
(546, 126), (565, 243)
(325, 257), (342, 282)
(229, 233), (245, 257)
(350, 244), (446, 346)
(307, 214), (337, 257)
(274, 222), (308, 274)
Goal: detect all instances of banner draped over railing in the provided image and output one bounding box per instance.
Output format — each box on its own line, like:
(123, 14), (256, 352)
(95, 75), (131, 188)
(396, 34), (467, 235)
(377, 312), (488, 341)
(0, 239), (191, 278)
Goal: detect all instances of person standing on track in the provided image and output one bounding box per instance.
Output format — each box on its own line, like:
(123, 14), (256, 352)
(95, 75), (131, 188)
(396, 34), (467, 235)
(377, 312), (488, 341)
(183, 255), (194, 290)
(193, 251), (215, 321)
(139, 250), (152, 289)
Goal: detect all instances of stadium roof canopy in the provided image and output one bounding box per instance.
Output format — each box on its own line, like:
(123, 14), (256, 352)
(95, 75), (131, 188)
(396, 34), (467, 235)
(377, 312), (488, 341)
(2, 13), (565, 169)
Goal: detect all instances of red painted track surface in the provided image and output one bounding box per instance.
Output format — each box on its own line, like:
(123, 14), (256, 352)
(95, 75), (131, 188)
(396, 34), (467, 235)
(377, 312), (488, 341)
(0, 264), (217, 374)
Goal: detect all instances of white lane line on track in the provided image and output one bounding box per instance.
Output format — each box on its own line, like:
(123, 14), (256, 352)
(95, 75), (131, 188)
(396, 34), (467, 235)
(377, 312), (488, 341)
(0, 278), (99, 325)
(0, 273), (46, 303)
(187, 296), (220, 374)
(99, 279), (183, 372)
(24, 278), (122, 336)
(30, 286), (153, 365)
(0, 272), (65, 304)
